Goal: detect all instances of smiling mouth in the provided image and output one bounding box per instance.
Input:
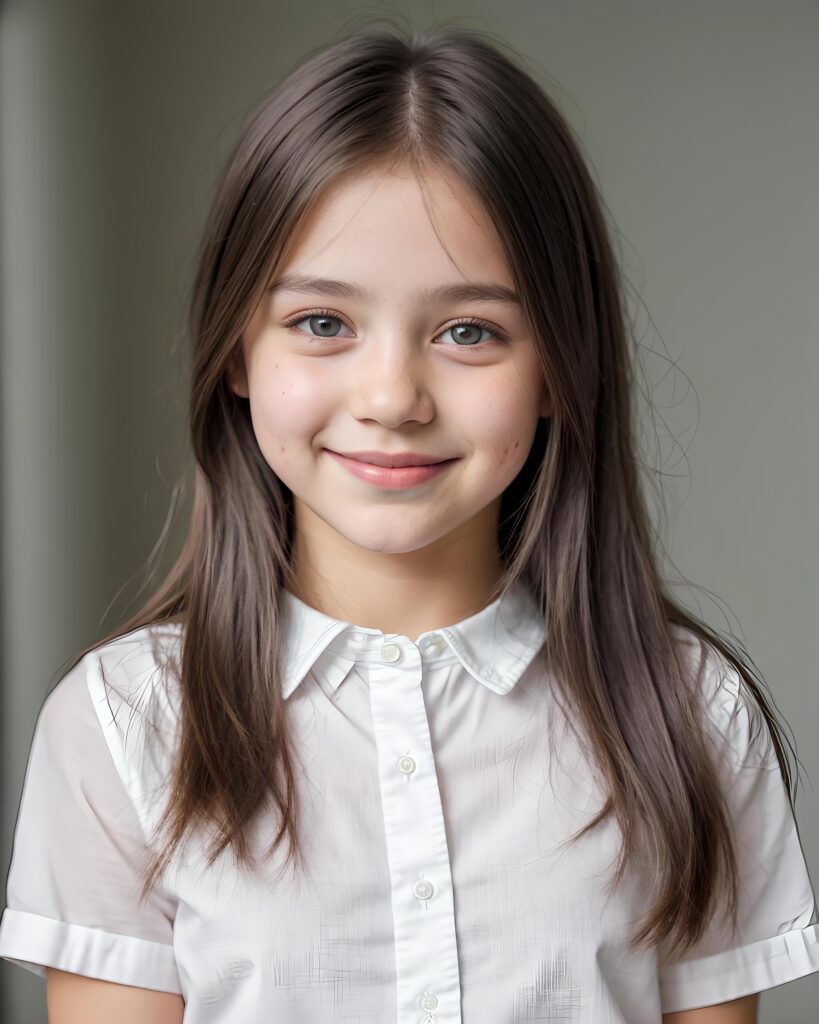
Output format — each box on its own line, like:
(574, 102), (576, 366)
(323, 449), (460, 488)
(324, 449), (455, 468)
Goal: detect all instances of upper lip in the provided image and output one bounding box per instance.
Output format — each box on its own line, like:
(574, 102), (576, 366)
(329, 450), (454, 468)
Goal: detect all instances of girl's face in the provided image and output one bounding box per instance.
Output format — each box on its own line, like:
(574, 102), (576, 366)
(227, 163), (549, 571)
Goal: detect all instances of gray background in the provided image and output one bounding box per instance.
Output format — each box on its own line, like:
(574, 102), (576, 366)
(1, 0), (817, 1020)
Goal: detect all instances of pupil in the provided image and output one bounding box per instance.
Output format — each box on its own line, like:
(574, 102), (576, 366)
(455, 324), (480, 345)
(314, 316), (337, 336)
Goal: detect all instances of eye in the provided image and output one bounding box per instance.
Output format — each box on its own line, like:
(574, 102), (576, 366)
(435, 318), (506, 350)
(282, 309), (509, 351)
(281, 309), (353, 339)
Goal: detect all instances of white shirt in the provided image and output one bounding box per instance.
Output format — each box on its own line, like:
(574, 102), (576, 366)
(1, 577), (818, 1022)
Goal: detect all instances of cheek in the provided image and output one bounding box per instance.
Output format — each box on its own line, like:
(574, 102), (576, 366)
(468, 379), (539, 473)
(249, 361), (333, 444)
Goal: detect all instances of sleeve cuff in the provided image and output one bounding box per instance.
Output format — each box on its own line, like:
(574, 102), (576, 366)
(0, 908), (182, 995)
(660, 922), (819, 1012)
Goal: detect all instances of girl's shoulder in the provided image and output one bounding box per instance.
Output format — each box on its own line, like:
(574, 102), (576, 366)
(48, 620), (184, 726)
(670, 623), (776, 770)
(40, 622), (185, 830)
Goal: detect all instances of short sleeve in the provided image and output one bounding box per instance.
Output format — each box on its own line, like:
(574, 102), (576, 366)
(0, 652), (182, 993)
(657, 650), (819, 1012)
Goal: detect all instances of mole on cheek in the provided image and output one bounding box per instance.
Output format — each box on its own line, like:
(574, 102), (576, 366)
(500, 440), (520, 463)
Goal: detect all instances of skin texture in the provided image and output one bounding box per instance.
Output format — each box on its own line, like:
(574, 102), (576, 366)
(227, 162), (550, 641)
(663, 992), (760, 1023)
(46, 968), (184, 1022)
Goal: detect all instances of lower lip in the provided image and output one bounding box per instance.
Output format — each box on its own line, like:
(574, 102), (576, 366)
(324, 450), (458, 488)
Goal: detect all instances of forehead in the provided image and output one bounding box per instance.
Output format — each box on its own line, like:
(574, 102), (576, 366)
(273, 164), (514, 302)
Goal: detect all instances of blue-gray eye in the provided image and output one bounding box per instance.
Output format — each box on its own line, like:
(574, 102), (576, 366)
(441, 323), (491, 346)
(283, 309), (505, 349)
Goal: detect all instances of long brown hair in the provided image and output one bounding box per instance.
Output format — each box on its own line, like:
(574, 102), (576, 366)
(55, 19), (800, 962)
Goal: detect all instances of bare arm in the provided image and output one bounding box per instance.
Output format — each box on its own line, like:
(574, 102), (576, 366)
(46, 967), (185, 1024)
(663, 992), (759, 1024)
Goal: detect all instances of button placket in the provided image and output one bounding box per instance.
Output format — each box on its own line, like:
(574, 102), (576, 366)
(367, 640), (463, 1022)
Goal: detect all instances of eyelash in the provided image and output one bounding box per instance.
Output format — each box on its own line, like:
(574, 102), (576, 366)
(280, 308), (508, 351)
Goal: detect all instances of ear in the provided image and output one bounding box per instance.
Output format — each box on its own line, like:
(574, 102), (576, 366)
(226, 346), (249, 399)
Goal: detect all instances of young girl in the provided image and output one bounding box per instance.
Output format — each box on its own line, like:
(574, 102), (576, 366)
(0, 22), (816, 1024)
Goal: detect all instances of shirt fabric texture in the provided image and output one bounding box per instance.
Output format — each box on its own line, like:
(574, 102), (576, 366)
(1, 577), (818, 1022)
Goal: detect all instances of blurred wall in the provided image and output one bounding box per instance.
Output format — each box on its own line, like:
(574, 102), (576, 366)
(1, 0), (817, 1020)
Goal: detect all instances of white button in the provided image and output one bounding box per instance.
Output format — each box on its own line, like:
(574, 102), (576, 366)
(420, 992), (439, 1011)
(397, 756), (416, 774)
(413, 878), (434, 900)
(381, 642), (401, 662)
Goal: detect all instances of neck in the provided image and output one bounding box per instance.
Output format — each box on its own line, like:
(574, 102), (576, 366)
(287, 501), (508, 641)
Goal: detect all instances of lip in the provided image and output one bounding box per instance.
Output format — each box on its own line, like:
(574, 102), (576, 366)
(324, 449), (459, 489)
(330, 450), (452, 468)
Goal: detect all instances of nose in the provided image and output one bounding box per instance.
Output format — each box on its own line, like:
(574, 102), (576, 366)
(346, 338), (435, 425)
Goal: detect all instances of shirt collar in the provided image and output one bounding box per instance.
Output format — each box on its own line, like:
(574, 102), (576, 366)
(279, 576), (546, 700)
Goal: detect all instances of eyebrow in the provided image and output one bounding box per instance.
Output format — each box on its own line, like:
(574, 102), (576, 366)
(268, 273), (521, 307)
